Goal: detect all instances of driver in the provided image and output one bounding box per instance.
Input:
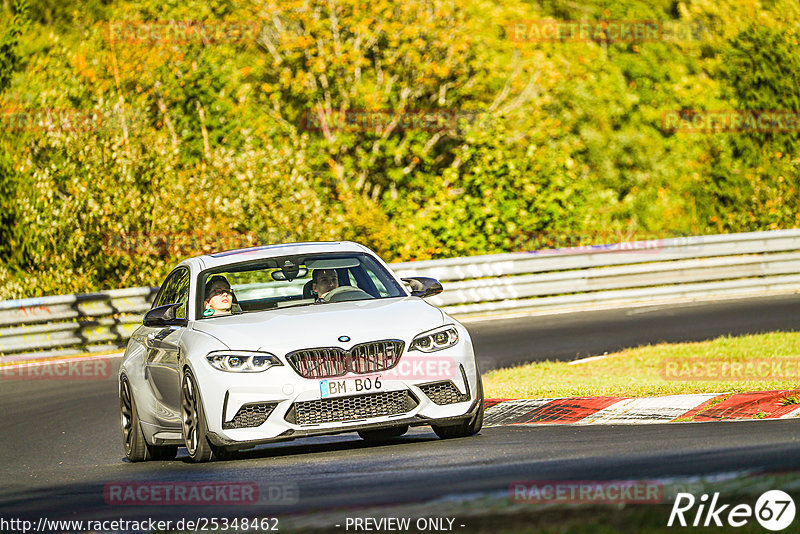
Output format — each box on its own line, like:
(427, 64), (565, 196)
(203, 275), (234, 316)
(312, 269), (339, 300)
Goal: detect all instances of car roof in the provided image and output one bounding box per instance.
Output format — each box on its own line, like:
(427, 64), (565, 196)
(178, 241), (373, 271)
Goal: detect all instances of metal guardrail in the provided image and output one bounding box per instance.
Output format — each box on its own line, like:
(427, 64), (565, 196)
(393, 230), (800, 314)
(0, 287), (158, 361)
(2, 230), (799, 361)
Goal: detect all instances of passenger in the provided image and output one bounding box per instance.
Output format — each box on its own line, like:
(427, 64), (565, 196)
(203, 275), (233, 316)
(312, 269), (339, 300)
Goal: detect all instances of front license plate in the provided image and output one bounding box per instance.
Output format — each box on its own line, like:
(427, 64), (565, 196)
(320, 376), (383, 398)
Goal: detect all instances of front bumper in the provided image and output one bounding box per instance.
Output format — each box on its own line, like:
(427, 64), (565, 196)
(190, 331), (480, 446)
(206, 390), (483, 449)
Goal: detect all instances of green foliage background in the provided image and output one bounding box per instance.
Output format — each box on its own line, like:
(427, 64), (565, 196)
(0, 0), (798, 298)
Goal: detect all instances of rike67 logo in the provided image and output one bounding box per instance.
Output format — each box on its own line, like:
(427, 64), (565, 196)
(668, 490), (796, 531)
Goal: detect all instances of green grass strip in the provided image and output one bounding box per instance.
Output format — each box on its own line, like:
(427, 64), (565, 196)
(484, 332), (800, 399)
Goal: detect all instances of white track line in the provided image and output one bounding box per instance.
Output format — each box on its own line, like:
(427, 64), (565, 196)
(567, 354), (611, 366)
(779, 406), (800, 419)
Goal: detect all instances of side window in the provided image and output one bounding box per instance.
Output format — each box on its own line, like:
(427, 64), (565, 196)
(174, 272), (191, 319)
(367, 270), (391, 297)
(153, 268), (188, 310)
(348, 265), (381, 297)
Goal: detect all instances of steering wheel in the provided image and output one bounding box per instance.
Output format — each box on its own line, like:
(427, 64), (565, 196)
(323, 285), (373, 303)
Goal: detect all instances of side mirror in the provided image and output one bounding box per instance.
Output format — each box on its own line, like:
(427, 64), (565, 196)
(143, 303), (187, 327)
(401, 277), (443, 298)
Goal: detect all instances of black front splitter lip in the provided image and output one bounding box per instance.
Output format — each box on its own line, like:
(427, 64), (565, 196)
(206, 397), (481, 450)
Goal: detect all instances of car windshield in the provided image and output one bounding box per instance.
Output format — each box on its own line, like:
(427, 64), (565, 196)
(197, 252), (406, 318)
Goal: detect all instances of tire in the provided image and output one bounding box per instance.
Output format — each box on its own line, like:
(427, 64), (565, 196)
(120, 376), (178, 462)
(120, 376), (148, 462)
(431, 375), (484, 439)
(358, 425), (409, 442)
(181, 370), (214, 463)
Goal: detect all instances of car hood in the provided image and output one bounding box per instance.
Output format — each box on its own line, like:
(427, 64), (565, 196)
(191, 297), (446, 353)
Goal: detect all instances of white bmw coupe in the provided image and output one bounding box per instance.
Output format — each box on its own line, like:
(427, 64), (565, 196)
(119, 241), (484, 462)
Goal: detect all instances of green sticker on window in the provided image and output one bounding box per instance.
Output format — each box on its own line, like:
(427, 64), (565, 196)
(203, 309), (215, 317)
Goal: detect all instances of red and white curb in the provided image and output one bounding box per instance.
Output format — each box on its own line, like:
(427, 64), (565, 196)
(484, 390), (800, 426)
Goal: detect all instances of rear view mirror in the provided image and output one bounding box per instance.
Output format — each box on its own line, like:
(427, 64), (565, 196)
(271, 267), (308, 281)
(401, 277), (443, 298)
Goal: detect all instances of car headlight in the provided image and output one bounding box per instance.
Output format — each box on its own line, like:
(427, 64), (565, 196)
(409, 327), (459, 353)
(206, 351), (282, 372)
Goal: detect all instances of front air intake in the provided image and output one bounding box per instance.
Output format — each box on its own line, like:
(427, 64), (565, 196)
(419, 381), (470, 405)
(285, 390), (418, 425)
(223, 402), (278, 429)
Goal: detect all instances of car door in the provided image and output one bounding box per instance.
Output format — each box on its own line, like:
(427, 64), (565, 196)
(144, 267), (190, 424)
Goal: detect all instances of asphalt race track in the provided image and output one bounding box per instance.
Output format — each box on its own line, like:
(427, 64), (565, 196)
(1, 295), (799, 526)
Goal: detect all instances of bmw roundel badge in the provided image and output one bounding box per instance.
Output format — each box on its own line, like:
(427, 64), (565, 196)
(338, 335), (350, 342)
